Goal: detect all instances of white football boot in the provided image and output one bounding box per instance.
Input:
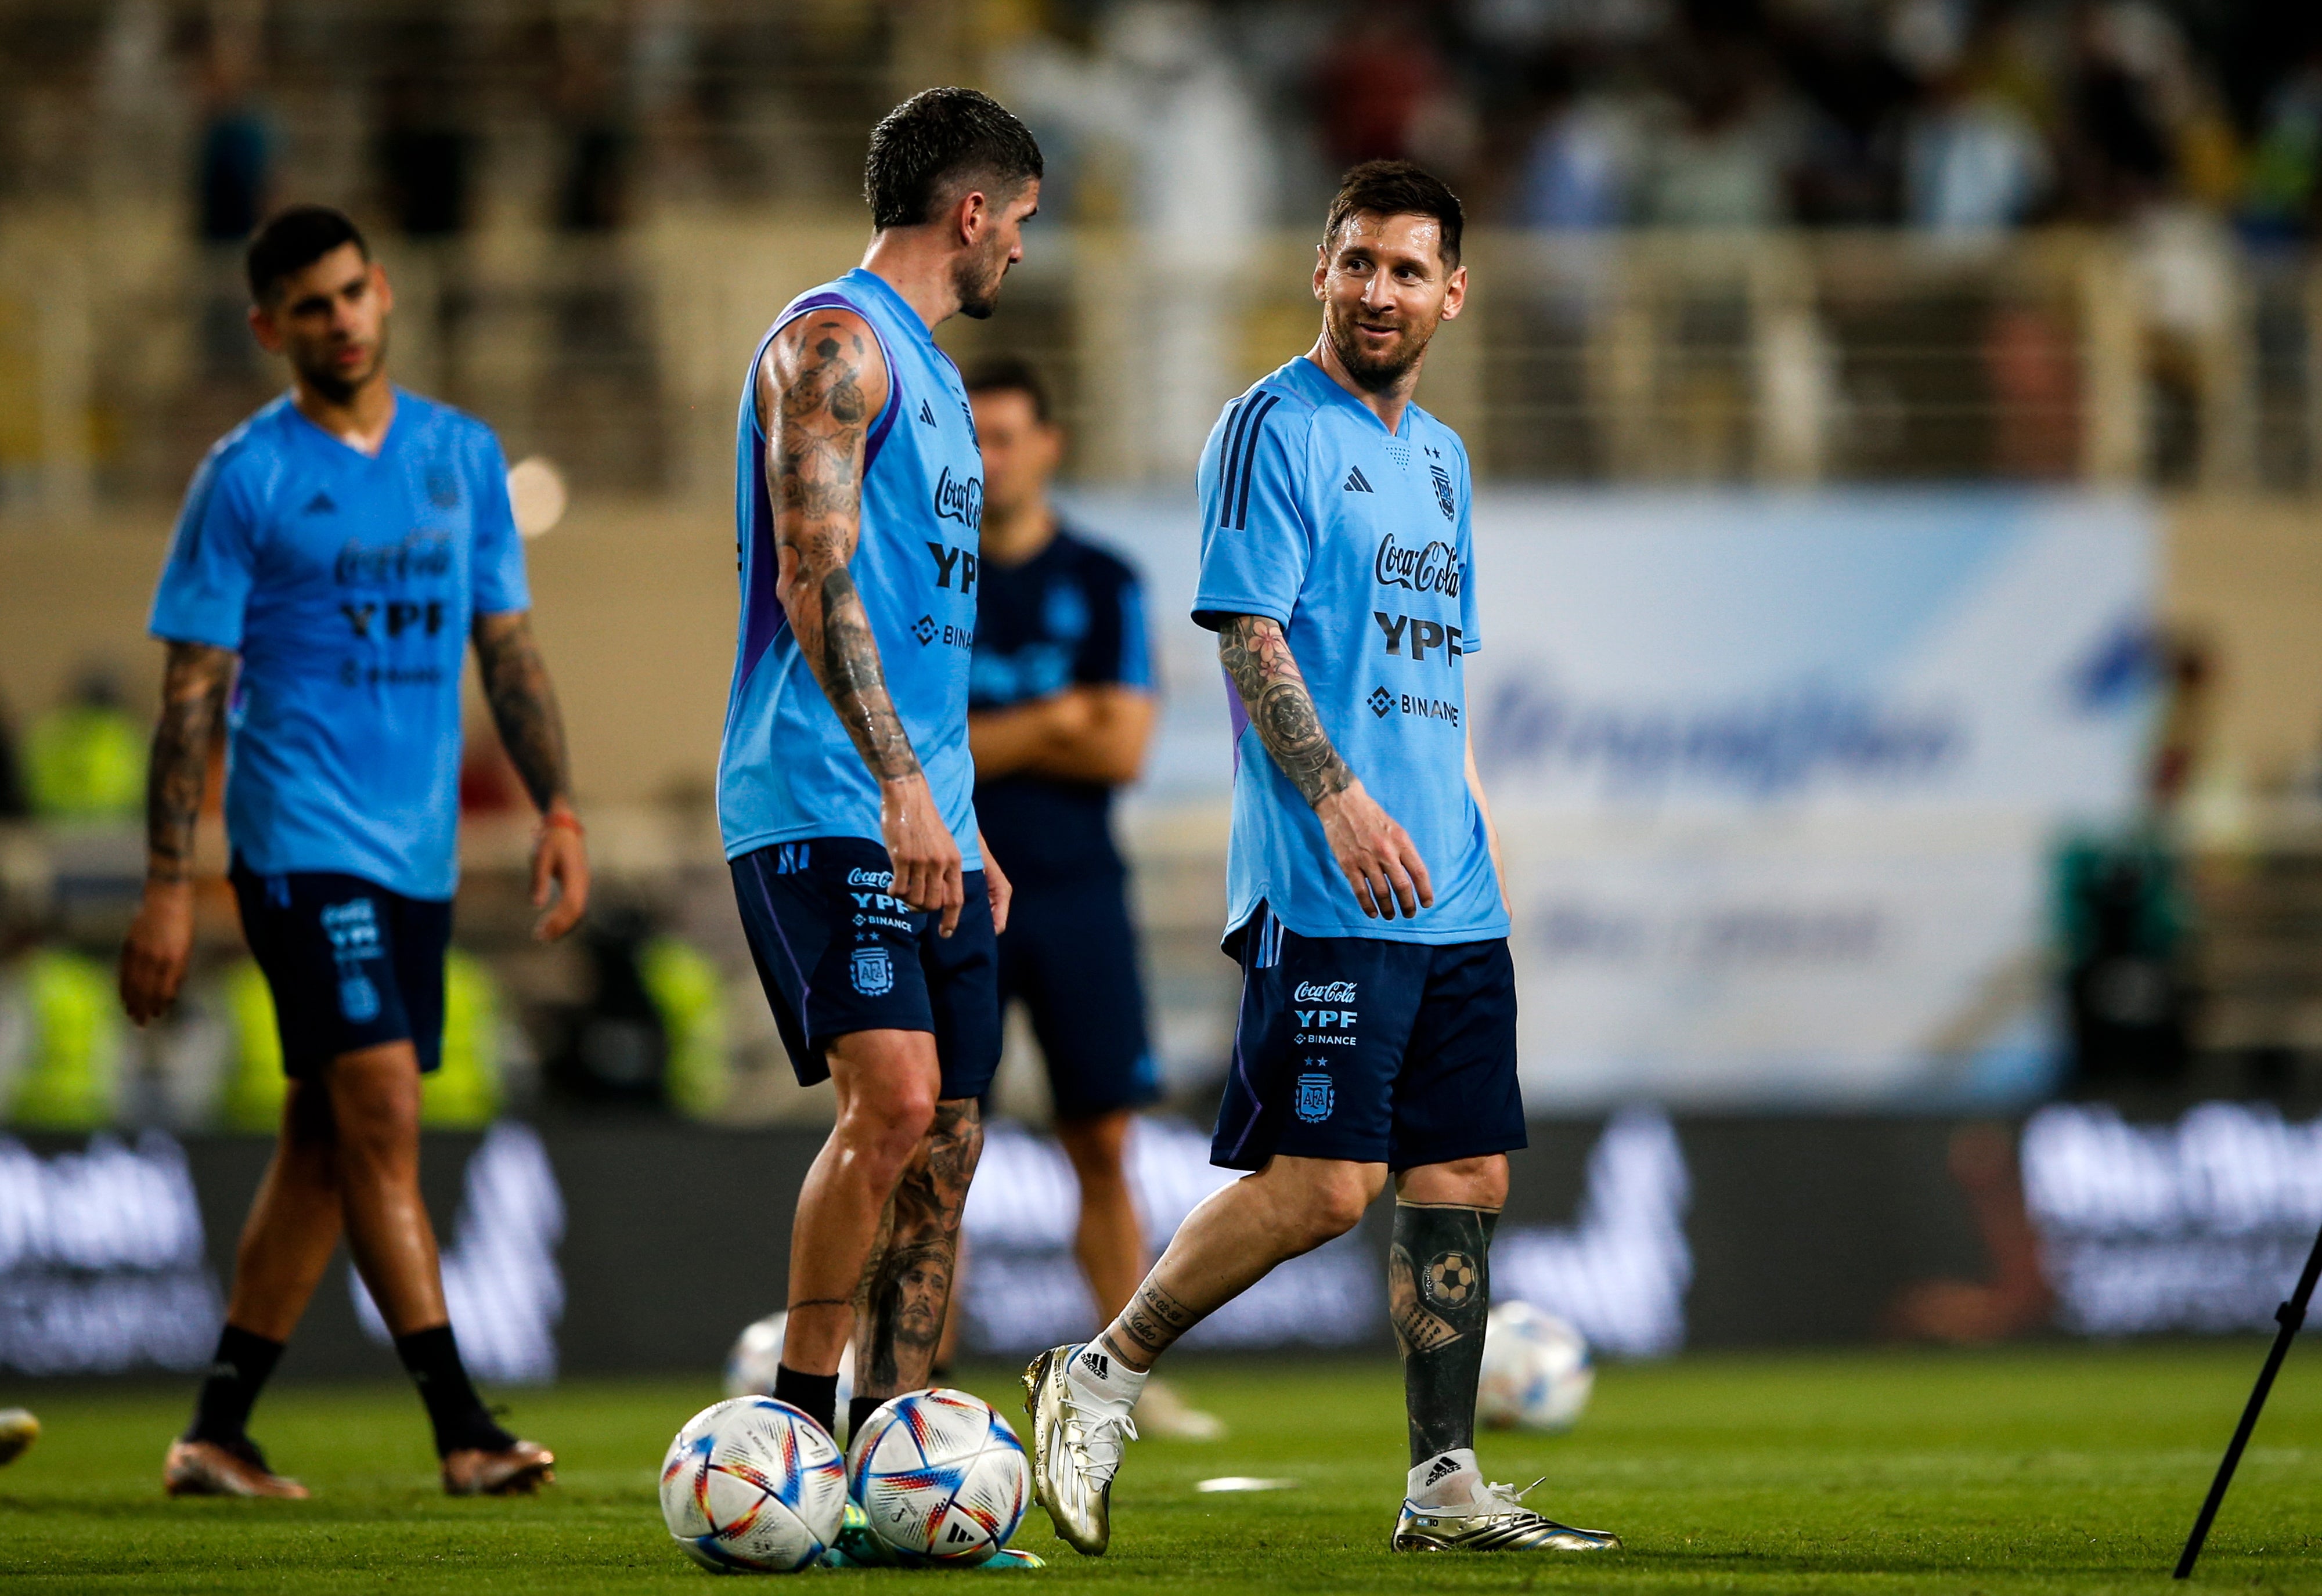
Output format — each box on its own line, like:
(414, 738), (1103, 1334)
(1393, 1477), (1624, 1553)
(1022, 1344), (1137, 1557)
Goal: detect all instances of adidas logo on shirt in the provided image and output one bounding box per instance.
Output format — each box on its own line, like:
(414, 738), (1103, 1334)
(1342, 467), (1373, 493)
(918, 399), (937, 427)
(302, 490), (337, 515)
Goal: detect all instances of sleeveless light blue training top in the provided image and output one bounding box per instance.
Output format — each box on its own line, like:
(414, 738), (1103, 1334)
(718, 268), (984, 869)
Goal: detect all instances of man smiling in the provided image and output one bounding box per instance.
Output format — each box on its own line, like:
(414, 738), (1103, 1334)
(1025, 161), (1620, 1558)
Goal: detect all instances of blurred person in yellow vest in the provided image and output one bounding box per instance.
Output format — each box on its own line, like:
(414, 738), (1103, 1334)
(26, 665), (147, 822)
(219, 948), (503, 1132)
(641, 936), (729, 1121)
(7, 945), (125, 1129)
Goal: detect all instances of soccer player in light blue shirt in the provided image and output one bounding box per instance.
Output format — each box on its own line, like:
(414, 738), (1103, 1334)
(718, 89), (1042, 1464)
(1026, 163), (1622, 1560)
(121, 206), (586, 1500)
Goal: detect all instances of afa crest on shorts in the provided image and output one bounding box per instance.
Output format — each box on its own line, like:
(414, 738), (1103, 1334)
(1294, 1071), (1335, 1123)
(850, 946), (895, 997)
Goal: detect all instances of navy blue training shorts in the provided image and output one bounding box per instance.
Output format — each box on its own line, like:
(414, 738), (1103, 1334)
(998, 874), (1160, 1122)
(729, 836), (1002, 1100)
(1212, 906), (1527, 1173)
(229, 858), (453, 1077)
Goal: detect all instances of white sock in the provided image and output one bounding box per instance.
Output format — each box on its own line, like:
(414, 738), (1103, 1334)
(1066, 1339), (1147, 1413)
(1407, 1448), (1481, 1509)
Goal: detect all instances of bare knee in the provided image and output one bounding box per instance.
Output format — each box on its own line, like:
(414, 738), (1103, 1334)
(324, 1046), (423, 1172)
(1275, 1161), (1383, 1250)
(828, 1032), (942, 1178)
(1058, 1111), (1131, 1188)
(1396, 1154), (1508, 1209)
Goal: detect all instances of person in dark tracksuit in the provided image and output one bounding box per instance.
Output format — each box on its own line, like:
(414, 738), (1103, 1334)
(961, 358), (1220, 1440)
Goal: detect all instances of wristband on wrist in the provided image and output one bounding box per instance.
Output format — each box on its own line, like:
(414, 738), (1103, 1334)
(540, 810), (585, 837)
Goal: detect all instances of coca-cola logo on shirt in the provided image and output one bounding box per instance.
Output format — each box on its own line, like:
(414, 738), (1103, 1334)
(1374, 533), (1462, 597)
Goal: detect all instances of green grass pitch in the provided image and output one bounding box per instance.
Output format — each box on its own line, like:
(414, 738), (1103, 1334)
(2, 1344), (2318, 1593)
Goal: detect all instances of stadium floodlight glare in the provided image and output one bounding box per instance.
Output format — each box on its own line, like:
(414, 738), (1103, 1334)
(2174, 1218), (2322, 1579)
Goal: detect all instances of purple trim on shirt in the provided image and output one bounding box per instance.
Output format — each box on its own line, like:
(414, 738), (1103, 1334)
(1222, 665), (1250, 770)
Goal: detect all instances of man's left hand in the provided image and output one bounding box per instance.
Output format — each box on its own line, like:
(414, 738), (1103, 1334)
(982, 837), (1012, 937)
(532, 808), (591, 940)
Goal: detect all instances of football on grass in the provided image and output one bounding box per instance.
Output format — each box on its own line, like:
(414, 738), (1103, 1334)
(845, 1389), (1029, 1566)
(1476, 1302), (1595, 1431)
(659, 1397), (847, 1573)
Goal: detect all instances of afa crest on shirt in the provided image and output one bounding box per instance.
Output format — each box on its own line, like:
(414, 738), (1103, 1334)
(1429, 463), (1456, 522)
(1294, 1070), (1335, 1123)
(850, 945), (895, 997)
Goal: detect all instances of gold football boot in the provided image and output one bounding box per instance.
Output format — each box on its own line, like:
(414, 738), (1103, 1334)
(1393, 1478), (1623, 1553)
(1022, 1345), (1137, 1557)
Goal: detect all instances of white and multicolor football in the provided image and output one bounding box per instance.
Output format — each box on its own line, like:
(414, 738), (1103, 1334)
(1476, 1302), (1595, 1432)
(845, 1388), (1029, 1566)
(659, 1396), (848, 1573)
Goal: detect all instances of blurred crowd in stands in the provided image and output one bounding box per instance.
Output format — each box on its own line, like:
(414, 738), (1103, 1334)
(2, 1), (2316, 244)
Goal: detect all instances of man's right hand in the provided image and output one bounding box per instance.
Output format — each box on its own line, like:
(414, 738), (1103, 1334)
(120, 879), (197, 1024)
(1317, 781), (1434, 920)
(881, 772), (965, 936)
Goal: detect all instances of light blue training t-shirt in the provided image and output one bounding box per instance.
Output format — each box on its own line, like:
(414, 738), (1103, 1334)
(1194, 355), (1505, 946)
(719, 268), (983, 869)
(148, 389), (530, 901)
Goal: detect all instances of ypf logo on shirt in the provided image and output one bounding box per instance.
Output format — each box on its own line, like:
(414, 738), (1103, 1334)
(850, 946), (895, 997)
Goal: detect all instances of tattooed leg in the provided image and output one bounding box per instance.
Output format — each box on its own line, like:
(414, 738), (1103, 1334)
(1390, 1203), (1497, 1467)
(1090, 1154), (1386, 1373)
(852, 1097), (982, 1423)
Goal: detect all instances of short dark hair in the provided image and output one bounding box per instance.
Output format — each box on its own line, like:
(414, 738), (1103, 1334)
(963, 355), (1052, 424)
(246, 204), (369, 302)
(1323, 160), (1464, 270)
(863, 87), (1043, 232)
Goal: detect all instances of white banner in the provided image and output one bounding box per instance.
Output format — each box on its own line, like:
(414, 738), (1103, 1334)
(1073, 488), (2158, 1108)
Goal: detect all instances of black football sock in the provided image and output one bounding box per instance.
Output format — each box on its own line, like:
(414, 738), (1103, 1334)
(1390, 1202), (1497, 1467)
(847, 1395), (886, 1440)
(773, 1364), (839, 1439)
(394, 1324), (515, 1457)
(185, 1324), (286, 1447)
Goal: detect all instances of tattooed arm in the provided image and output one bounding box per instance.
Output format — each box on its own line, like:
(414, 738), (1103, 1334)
(758, 310), (965, 934)
(1216, 613), (1433, 919)
(472, 609), (590, 940)
(118, 641), (234, 1023)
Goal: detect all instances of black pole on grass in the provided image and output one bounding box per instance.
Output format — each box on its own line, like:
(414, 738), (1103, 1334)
(2173, 1217), (2322, 1579)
